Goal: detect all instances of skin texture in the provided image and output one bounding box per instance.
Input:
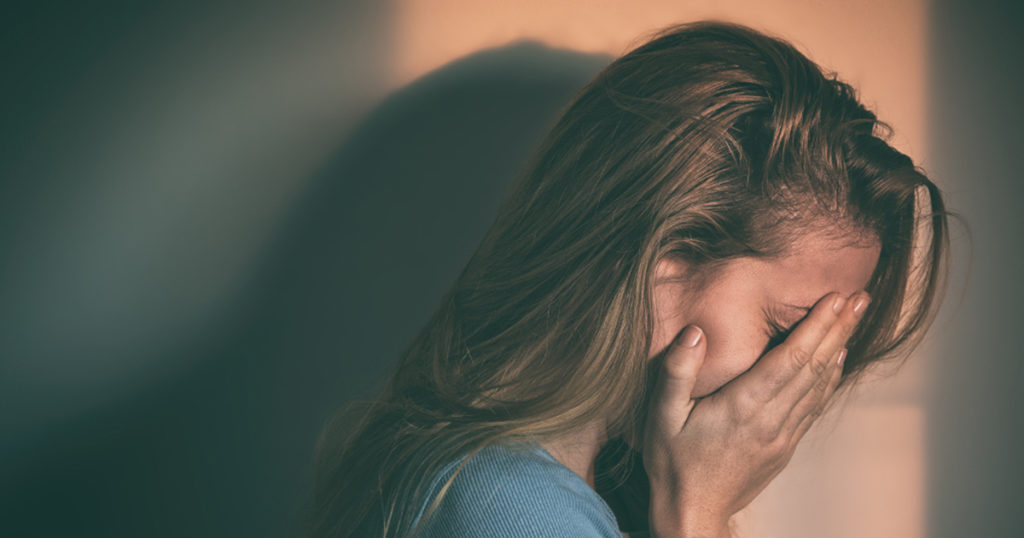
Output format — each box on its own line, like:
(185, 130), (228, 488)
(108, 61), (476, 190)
(542, 229), (880, 536)
(641, 230), (880, 537)
(648, 231), (881, 396)
(644, 290), (873, 537)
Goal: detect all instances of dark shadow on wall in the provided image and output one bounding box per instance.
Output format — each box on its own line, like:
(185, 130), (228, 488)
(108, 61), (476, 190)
(0, 42), (611, 537)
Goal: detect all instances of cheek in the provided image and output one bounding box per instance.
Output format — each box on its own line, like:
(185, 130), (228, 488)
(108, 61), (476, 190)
(646, 282), (696, 360)
(646, 275), (771, 396)
(689, 321), (768, 398)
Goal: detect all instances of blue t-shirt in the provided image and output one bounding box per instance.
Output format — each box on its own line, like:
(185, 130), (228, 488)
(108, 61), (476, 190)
(413, 440), (622, 537)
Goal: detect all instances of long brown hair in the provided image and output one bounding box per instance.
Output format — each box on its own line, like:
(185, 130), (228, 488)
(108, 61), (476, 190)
(308, 21), (950, 537)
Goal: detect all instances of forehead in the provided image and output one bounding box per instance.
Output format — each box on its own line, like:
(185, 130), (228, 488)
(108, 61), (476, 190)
(707, 232), (881, 308)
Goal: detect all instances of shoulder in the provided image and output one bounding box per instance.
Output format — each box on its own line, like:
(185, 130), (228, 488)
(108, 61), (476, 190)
(415, 441), (621, 538)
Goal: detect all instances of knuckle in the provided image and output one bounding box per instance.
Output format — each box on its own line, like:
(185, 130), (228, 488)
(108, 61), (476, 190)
(764, 372), (788, 395)
(768, 431), (789, 453)
(806, 405), (823, 426)
(663, 358), (691, 380)
(781, 443), (799, 465)
(813, 368), (832, 392)
(788, 346), (812, 369)
(755, 420), (783, 446)
(810, 356), (829, 377)
(731, 392), (758, 421)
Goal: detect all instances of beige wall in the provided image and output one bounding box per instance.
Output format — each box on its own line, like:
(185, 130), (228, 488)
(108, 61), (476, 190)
(391, 1), (930, 536)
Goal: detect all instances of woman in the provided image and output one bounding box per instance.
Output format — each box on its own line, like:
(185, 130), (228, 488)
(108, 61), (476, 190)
(309, 21), (948, 537)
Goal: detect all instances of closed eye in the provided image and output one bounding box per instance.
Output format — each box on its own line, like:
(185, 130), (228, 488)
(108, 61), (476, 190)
(764, 317), (792, 350)
(761, 304), (807, 355)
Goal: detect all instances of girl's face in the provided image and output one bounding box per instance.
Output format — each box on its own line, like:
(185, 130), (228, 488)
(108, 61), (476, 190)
(648, 231), (881, 398)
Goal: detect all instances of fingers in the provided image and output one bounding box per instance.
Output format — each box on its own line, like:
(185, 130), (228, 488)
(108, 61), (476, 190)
(647, 325), (706, 439)
(739, 292), (846, 403)
(776, 291), (869, 410)
(813, 293), (870, 373)
(789, 346), (846, 442)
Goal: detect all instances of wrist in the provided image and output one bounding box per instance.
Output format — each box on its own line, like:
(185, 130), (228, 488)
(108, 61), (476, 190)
(649, 496), (732, 538)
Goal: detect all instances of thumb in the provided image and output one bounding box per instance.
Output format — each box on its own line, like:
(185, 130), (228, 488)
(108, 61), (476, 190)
(648, 325), (706, 438)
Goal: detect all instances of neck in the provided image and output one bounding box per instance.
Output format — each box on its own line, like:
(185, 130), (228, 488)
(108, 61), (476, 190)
(538, 419), (608, 488)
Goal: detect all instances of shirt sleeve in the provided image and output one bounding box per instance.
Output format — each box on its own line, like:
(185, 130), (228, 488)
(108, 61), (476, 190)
(416, 444), (622, 538)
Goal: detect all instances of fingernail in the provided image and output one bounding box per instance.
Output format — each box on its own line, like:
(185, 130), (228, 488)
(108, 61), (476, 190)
(853, 293), (870, 316)
(832, 295), (847, 314)
(680, 325), (703, 348)
(837, 348), (847, 366)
